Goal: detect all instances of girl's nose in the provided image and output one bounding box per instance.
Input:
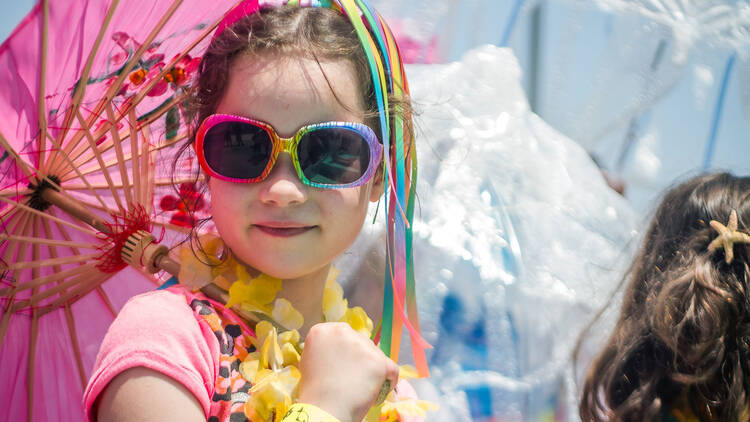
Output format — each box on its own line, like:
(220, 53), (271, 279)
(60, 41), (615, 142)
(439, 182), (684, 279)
(257, 153), (308, 207)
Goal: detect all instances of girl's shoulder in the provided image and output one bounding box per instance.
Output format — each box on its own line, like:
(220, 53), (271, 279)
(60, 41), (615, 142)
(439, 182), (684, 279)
(83, 286), (224, 421)
(99, 286), (219, 356)
(108, 285), (221, 345)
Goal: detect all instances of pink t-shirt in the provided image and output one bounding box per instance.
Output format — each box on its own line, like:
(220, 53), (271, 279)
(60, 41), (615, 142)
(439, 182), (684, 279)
(83, 288), (221, 421)
(83, 286), (427, 421)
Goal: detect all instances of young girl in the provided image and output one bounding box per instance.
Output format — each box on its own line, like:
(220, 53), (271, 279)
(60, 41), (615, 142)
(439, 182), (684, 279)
(83, 1), (430, 421)
(579, 172), (750, 421)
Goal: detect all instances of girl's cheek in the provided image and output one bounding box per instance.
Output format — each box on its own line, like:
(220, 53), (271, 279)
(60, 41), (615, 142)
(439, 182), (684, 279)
(208, 180), (243, 218)
(331, 187), (371, 215)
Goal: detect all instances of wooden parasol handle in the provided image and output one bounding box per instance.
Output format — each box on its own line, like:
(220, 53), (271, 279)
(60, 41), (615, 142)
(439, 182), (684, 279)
(153, 253), (260, 324)
(39, 187), (261, 324)
(154, 253), (259, 324)
(120, 231), (260, 324)
(41, 188), (111, 234)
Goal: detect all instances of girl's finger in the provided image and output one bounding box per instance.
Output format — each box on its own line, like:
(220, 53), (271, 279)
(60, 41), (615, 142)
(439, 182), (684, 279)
(385, 358), (399, 386)
(380, 357), (399, 400)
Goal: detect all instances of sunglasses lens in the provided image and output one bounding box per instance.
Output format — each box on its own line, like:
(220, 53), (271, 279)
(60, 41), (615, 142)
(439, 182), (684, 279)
(202, 121), (273, 180)
(298, 127), (371, 185)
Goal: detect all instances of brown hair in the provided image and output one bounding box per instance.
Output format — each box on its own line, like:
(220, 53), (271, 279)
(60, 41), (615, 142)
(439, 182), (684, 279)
(185, 5), (412, 143)
(171, 5), (412, 252)
(578, 172), (750, 421)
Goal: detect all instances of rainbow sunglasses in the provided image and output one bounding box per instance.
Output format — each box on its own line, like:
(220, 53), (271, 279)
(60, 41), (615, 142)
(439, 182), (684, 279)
(196, 114), (383, 189)
(209, 0), (431, 377)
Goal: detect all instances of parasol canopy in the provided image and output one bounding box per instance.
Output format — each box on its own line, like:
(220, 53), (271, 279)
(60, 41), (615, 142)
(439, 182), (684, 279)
(0, 1), (239, 420)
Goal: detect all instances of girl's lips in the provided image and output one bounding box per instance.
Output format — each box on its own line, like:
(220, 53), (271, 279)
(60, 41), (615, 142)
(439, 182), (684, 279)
(253, 224), (315, 237)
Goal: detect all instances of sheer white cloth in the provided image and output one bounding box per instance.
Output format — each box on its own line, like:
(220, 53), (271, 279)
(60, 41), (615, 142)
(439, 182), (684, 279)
(339, 45), (639, 421)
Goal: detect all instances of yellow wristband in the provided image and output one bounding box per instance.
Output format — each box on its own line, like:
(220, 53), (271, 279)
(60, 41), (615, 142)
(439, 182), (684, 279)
(281, 403), (341, 422)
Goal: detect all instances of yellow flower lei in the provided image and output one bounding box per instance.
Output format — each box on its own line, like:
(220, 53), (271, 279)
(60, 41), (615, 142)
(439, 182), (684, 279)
(178, 234), (436, 422)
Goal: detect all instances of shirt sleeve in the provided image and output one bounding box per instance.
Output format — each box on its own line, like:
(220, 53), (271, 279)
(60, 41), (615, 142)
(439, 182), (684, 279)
(82, 288), (220, 421)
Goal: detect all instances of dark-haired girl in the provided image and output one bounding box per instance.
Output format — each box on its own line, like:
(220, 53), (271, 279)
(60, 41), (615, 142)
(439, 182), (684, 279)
(579, 172), (750, 421)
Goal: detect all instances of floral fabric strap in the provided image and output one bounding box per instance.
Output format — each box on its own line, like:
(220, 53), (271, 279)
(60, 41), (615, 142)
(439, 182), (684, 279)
(282, 404), (341, 422)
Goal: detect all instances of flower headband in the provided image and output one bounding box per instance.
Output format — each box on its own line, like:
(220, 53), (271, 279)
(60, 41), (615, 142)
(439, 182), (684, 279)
(212, 0), (430, 377)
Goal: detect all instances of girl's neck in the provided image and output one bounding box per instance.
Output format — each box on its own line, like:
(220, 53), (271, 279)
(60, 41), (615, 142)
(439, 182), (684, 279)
(226, 248), (331, 336)
(274, 264), (331, 337)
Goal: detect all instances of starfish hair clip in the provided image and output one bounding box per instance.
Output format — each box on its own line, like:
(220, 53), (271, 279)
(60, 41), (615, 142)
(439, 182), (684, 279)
(708, 210), (750, 264)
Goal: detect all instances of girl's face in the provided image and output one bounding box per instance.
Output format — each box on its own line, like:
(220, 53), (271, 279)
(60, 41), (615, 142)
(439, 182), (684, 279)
(208, 54), (383, 279)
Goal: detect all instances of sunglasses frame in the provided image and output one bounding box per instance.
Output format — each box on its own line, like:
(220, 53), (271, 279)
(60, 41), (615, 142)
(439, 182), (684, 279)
(196, 113), (383, 189)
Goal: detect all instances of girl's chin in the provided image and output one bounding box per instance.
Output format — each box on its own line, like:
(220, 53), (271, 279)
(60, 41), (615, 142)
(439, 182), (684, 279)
(232, 254), (331, 281)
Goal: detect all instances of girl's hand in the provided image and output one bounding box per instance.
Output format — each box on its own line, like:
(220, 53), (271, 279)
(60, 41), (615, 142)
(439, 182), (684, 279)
(297, 322), (399, 422)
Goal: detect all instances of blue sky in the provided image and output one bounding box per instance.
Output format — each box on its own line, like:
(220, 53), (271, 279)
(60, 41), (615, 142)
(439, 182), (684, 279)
(0, 0), (35, 42)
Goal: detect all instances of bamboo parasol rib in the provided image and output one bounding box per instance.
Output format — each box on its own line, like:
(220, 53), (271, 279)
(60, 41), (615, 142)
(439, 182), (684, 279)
(37, 1), (49, 176)
(0, 261), (97, 298)
(0, 235), (100, 250)
(104, 103), (134, 209)
(28, 216), (40, 422)
(8, 253), (101, 271)
(0, 189), (32, 198)
(64, 304), (87, 389)
(140, 123), (156, 211)
(62, 177), (203, 191)
(0, 131), (34, 181)
(128, 110), (142, 209)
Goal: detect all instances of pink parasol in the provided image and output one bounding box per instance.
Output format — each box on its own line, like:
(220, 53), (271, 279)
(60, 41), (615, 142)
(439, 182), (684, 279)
(0, 1), (245, 420)
(0, 0), (430, 419)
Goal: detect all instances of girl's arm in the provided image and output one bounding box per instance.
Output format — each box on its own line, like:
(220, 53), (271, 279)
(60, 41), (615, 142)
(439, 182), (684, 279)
(96, 367), (206, 422)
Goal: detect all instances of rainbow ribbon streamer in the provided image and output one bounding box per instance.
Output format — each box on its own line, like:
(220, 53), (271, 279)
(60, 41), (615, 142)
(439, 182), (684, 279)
(334, 0), (430, 377)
